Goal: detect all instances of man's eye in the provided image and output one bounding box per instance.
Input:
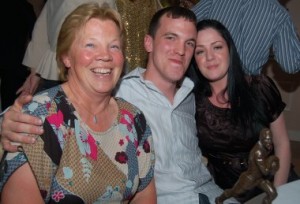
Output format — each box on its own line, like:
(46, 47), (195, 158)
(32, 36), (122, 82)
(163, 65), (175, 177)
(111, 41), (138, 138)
(187, 41), (195, 48)
(165, 36), (175, 40)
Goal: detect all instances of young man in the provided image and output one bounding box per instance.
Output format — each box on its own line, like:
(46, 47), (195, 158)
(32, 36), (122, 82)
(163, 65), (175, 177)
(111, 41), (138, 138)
(1, 6), (237, 204)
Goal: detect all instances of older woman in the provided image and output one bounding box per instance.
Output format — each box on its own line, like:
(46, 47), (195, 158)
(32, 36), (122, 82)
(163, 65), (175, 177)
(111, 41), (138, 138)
(0, 3), (156, 203)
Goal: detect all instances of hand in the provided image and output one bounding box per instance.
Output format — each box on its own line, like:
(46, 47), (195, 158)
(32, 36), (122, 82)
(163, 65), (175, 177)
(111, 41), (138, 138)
(16, 70), (41, 96)
(1, 94), (44, 152)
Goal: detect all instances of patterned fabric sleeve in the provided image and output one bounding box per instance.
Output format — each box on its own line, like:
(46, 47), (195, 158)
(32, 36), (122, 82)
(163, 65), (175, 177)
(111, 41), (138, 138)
(250, 74), (286, 123)
(0, 88), (54, 195)
(133, 110), (155, 192)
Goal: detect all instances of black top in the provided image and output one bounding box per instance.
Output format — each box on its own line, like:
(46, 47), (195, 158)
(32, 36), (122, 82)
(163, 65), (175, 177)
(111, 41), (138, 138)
(195, 74), (285, 201)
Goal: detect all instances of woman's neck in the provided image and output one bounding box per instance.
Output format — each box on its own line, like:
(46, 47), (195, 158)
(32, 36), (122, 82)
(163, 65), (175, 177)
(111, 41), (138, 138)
(209, 80), (230, 108)
(62, 82), (117, 132)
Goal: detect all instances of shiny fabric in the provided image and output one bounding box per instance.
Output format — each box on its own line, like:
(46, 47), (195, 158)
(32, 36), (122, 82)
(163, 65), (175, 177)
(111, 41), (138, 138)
(116, 0), (161, 71)
(195, 75), (286, 202)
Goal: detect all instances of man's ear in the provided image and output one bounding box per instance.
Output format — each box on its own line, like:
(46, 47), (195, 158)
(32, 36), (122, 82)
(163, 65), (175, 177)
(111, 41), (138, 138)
(144, 34), (153, 53)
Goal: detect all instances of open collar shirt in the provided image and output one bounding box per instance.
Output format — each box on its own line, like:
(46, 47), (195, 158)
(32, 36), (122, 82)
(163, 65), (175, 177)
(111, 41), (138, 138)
(115, 68), (225, 203)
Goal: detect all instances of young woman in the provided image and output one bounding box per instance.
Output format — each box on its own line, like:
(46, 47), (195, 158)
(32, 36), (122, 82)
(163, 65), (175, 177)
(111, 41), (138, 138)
(191, 19), (292, 202)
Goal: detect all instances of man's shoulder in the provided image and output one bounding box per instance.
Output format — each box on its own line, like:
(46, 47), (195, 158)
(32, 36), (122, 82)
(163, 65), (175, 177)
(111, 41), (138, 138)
(122, 67), (145, 79)
(118, 68), (145, 89)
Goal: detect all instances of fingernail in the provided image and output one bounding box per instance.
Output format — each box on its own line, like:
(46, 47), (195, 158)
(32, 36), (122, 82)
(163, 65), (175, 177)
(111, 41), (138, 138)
(17, 145), (23, 152)
(38, 119), (43, 125)
(31, 137), (36, 143)
(39, 127), (44, 133)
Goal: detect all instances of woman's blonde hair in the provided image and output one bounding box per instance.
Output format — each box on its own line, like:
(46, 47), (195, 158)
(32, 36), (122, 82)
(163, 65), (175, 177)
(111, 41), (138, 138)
(56, 3), (125, 81)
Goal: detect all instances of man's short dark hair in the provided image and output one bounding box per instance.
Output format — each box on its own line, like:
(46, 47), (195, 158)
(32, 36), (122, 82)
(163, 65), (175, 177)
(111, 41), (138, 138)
(148, 6), (197, 37)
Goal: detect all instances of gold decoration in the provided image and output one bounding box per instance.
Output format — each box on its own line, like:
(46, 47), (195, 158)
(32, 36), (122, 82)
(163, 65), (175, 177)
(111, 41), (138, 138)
(116, 0), (162, 71)
(160, 0), (199, 8)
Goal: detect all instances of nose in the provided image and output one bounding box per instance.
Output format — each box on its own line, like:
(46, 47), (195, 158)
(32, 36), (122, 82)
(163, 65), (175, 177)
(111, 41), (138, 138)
(175, 42), (185, 56)
(206, 49), (215, 61)
(96, 48), (112, 61)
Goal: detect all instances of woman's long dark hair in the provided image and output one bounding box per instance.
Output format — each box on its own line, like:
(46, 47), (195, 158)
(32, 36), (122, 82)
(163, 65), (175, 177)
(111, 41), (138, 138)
(189, 19), (266, 131)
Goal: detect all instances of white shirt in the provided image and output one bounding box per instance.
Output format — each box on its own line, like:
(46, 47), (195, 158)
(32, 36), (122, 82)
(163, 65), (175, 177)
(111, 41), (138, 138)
(116, 68), (232, 203)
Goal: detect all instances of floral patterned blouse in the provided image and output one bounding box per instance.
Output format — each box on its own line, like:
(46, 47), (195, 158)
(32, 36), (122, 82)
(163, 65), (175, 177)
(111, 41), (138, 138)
(0, 85), (155, 203)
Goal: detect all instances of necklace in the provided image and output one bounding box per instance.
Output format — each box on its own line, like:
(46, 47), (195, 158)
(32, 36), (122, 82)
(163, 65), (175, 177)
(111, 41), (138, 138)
(73, 99), (101, 124)
(65, 84), (108, 124)
(93, 115), (98, 124)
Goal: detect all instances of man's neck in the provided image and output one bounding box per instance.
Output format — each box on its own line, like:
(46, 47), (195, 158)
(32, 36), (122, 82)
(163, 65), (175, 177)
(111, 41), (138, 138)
(143, 69), (177, 104)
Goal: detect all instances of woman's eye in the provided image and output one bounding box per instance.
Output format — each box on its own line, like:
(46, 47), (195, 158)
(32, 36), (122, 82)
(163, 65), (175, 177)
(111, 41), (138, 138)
(214, 45), (223, 50)
(195, 50), (204, 55)
(86, 43), (94, 48)
(111, 45), (120, 50)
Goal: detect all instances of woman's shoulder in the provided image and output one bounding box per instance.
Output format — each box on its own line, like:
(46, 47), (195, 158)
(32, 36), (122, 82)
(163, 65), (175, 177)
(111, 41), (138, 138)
(247, 74), (280, 92)
(115, 97), (149, 130)
(247, 74), (286, 119)
(23, 85), (64, 116)
(115, 97), (143, 115)
(32, 86), (63, 103)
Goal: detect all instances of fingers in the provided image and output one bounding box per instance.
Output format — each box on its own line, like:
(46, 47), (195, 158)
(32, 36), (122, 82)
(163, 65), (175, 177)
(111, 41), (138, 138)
(2, 107), (43, 134)
(16, 73), (40, 95)
(15, 86), (24, 95)
(16, 74), (32, 95)
(13, 94), (33, 110)
(29, 74), (41, 94)
(2, 138), (22, 153)
(1, 95), (44, 152)
(1, 112), (43, 152)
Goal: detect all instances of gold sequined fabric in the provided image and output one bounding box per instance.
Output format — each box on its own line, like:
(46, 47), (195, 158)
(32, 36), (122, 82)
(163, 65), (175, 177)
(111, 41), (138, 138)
(179, 0), (199, 9)
(116, 0), (162, 71)
(160, 0), (199, 8)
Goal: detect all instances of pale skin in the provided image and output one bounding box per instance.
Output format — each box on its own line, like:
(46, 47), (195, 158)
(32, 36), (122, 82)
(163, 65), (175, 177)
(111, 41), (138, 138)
(194, 28), (291, 187)
(143, 15), (196, 103)
(1, 17), (156, 203)
(15, 70), (41, 96)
